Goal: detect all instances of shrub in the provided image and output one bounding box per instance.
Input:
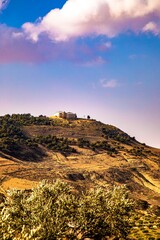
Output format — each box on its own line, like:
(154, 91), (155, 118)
(34, 135), (75, 155)
(0, 181), (135, 240)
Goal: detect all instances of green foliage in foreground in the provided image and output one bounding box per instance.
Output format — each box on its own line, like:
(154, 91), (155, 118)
(0, 181), (135, 240)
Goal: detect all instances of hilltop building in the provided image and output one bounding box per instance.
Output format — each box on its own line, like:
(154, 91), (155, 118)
(53, 111), (77, 120)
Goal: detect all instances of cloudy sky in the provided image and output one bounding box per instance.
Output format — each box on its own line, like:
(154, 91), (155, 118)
(0, 0), (160, 148)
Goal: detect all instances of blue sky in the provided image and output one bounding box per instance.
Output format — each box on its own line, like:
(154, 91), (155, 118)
(0, 0), (160, 148)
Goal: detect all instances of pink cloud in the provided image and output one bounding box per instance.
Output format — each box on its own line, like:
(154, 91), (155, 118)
(23, 0), (160, 42)
(0, 25), (106, 64)
(0, 25), (42, 63)
(143, 21), (160, 34)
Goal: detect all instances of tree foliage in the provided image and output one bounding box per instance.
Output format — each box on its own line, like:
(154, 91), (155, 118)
(35, 135), (76, 155)
(102, 127), (134, 145)
(0, 114), (54, 160)
(0, 181), (135, 240)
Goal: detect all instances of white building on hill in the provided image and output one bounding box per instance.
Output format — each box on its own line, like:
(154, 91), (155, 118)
(53, 111), (77, 120)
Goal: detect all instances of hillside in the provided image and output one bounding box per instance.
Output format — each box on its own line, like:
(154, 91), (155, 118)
(0, 114), (160, 206)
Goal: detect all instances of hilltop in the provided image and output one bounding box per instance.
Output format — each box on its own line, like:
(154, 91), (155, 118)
(0, 114), (160, 206)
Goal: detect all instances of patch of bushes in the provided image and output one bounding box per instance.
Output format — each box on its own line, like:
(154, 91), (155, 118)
(128, 147), (147, 157)
(102, 127), (133, 145)
(34, 135), (76, 155)
(91, 140), (118, 155)
(77, 138), (90, 148)
(76, 138), (118, 155)
(0, 115), (45, 160)
(0, 181), (135, 240)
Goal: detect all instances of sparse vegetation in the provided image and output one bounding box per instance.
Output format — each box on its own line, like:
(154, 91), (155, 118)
(128, 146), (156, 157)
(128, 147), (146, 157)
(34, 135), (76, 155)
(0, 114), (44, 161)
(76, 138), (118, 155)
(90, 140), (118, 155)
(102, 127), (135, 145)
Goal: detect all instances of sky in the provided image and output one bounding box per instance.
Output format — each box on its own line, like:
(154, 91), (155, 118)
(0, 0), (160, 148)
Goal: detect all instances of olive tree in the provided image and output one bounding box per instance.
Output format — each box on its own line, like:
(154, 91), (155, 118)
(0, 181), (135, 240)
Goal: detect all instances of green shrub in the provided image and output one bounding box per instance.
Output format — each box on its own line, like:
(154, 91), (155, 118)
(0, 181), (135, 240)
(35, 135), (76, 155)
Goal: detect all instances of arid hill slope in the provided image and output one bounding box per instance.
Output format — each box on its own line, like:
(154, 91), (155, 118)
(0, 114), (160, 205)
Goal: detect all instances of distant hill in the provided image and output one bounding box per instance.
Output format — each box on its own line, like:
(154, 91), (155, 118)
(0, 113), (160, 206)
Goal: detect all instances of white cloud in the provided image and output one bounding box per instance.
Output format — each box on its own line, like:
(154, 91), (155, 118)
(104, 41), (112, 49)
(100, 79), (119, 88)
(0, 0), (9, 10)
(23, 0), (160, 42)
(82, 56), (106, 67)
(143, 21), (160, 35)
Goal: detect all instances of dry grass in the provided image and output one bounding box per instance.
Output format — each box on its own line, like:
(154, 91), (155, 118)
(1, 177), (38, 190)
